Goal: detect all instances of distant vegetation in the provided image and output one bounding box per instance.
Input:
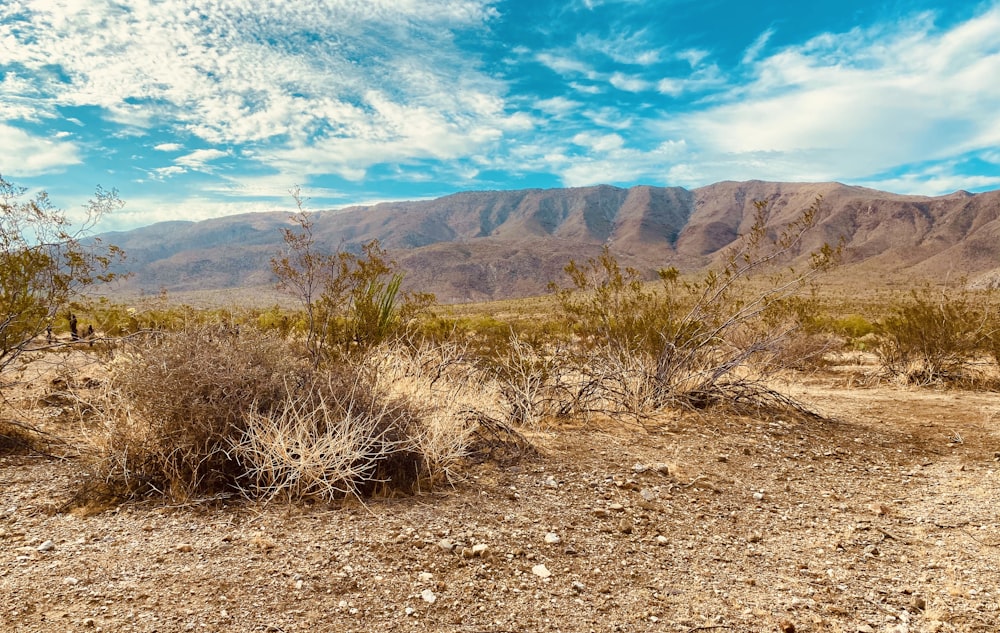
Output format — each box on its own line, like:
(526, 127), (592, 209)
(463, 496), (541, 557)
(4, 176), (1000, 504)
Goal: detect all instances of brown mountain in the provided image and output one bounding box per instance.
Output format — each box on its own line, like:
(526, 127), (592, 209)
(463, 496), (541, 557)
(101, 181), (1000, 303)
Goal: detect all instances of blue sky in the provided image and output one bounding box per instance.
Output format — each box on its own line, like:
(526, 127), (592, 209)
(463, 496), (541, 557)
(2, 0), (999, 231)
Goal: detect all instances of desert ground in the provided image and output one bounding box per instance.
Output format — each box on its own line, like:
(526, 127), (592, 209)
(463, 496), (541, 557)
(2, 352), (999, 633)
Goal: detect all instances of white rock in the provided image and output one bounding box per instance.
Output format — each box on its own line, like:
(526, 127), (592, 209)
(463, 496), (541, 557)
(752, 492), (765, 501)
(640, 488), (657, 501)
(632, 463), (649, 473)
(544, 475), (558, 488)
(420, 589), (437, 604)
(62, 577), (79, 585)
(656, 535), (669, 546)
(544, 532), (561, 544)
(418, 572), (433, 581)
(37, 540), (54, 552)
(471, 543), (489, 557)
(531, 564), (552, 579)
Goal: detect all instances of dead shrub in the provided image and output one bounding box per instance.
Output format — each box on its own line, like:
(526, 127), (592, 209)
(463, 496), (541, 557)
(91, 326), (307, 498)
(231, 377), (425, 500)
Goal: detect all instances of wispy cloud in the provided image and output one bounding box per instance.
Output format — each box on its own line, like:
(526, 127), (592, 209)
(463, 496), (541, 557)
(654, 5), (1000, 190)
(0, 124), (81, 176)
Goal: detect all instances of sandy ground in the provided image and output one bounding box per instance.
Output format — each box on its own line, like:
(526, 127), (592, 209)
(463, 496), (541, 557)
(2, 355), (999, 633)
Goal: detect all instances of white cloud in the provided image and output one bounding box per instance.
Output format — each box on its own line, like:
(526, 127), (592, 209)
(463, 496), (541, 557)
(609, 72), (651, 92)
(741, 28), (775, 64)
(560, 140), (687, 186)
(0, 0), (507, 164)
(154, 143), (183, 152)
(175, 148), (229, 169)
(150, 165), (186, 180)
(0, 124), (81, 176)
(656, 5), (1000, 187)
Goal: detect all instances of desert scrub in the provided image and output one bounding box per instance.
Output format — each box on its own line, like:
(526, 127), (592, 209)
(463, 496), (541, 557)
(88, 325), (496, 501)
(550, 197), (840, 416)
(90, 325), (305, 498)
(874, 286), (999, 385)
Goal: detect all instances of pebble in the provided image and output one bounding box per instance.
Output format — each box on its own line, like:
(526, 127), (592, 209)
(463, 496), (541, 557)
(437, 539), (455, 553)
(420, 589), (437, 604)
(608, 503), (625, 512)
(617, 519), (633, 534)
(177, 543), (193, 553)
(37, 540), (55, 552)
(471, 544), (489, 557)
(82, 618), (95, 628)
(571, 580), (586, 593)
(531, 564), (552, 579)
(544, 475), (558, 488)
(640, 488), (657, 501)
(418, 572), (433, 581)
(752, 492), (765, 501)
(544, 532), (561, 544)
(857, 624), (875, 633)
(656, 535), (668, 546)
(632, 463), (649, 473)
(63, 577), (79, 585)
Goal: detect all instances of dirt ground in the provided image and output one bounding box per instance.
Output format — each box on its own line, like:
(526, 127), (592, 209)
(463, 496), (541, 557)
(2, 354), (999, 633)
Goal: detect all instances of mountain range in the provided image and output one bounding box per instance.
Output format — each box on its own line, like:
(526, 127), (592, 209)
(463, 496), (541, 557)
(99, 180), (1000, 303)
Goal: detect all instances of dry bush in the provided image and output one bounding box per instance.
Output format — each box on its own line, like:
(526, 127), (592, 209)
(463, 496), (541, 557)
(874, 287), (998, 386)
(363, 340), (499, 474)
(550, 198), (840, 416)
(231, 377), (424, 500)
(90, 326), (307, 498)
(0, 418), (43, 455)
(88, 326), (500, 501)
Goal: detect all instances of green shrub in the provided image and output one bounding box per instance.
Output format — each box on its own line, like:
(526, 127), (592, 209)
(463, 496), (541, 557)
(874, 286), (997, 384)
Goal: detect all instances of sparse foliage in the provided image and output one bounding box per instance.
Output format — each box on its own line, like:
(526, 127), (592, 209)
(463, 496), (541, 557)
(551, 197), (840, 415)
(874, 286), (999, 385)
(0, 175), (124, 379)
(272, 190), (434, 362)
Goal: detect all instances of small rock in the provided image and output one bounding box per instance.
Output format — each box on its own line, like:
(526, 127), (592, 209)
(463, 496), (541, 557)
(640, 488), (657, 501)
(909, 596), (926, 612)
(717, 454), (729, 463)
(653, 463), (670, 475)
(177, 543), (193, 553)
(544, 475), (558, 488)
(655, 535), (668, 546)
(437, 539), (455, 553)
(37, 540), (55, 552)
(82, 618), (96, 628)
(471, 544), (489, 557)
(857, 625), (875, 633)
(778, 619), (795, 633)
(571, 580), (586, 593)
(752, 492), (765, 501)
(62, 577), (79, 585)
(420, 589), (437, 604)
(617, 519), (633, 534)
(461, 547), (474, 559)
(544, 532), (561, 544)
(608, 503), (625, 512)
(632, 463), (649, 473)
(404, 607), (415, 616)
(418, 572), (433, 581)
(592, 508), (610, 518)
(531, 564), (552, 579)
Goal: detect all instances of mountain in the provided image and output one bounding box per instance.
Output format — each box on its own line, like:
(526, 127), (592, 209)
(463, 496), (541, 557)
(100, 181), (1000, 303)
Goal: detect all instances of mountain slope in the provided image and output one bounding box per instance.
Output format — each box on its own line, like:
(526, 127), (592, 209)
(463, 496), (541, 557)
(100, 181), (1000, 303)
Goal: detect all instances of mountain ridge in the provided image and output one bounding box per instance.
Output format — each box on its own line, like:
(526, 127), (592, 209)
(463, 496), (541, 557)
(101, 181), (1000, 303)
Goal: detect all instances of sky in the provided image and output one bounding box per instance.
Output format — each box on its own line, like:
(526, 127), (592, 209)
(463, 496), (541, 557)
(2, 0), (999, 231)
